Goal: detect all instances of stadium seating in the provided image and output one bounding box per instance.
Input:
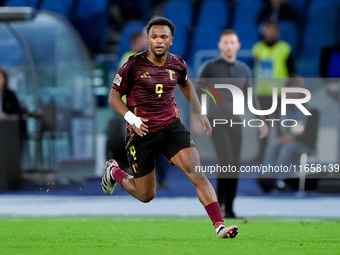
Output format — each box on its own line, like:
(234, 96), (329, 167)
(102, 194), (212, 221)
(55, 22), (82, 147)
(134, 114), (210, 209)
(163, 0), (193, 58)
(117, 22), (146, 59)
(192, 24), (221, 53)
(288, 0), (306, 12)
(233, 0), (263, 50)
(71, 0), (109, 50)
(331, 0), (340, 45)
(4, 0), (38, 7)
(297, 0), (337, 76)
(189, 24), (221, 70)
(41, 0), (74, 18)
(76, 0), (107, 17)
(187, 0), (228, 66)
(163, 0), (192, 29)
(196, 0), (228, 30)
(170, 27), (188, 58)
(119, 0), (152, 22)
(279, 21), (298, 55)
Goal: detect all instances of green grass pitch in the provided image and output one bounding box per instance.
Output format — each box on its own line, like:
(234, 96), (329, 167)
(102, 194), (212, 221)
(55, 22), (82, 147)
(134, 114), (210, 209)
(0, 217), (339, 255)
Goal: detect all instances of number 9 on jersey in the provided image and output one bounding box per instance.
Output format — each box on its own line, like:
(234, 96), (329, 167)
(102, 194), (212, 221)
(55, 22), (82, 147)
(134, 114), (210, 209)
(155, 84), (163, 97)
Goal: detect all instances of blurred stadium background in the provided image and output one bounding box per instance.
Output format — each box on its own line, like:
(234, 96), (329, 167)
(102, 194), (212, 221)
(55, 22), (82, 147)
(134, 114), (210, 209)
(0, 0), (340, 220)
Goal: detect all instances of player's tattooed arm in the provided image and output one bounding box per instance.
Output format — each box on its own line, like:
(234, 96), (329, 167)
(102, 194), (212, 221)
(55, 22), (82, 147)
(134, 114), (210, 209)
(109, 89), (149, 137)
(179, 80), (212, 137)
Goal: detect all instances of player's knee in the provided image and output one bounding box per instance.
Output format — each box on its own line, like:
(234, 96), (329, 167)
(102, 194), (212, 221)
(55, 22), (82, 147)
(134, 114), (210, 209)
(140, 195), (154, 203)
(139, 191), (156, 203)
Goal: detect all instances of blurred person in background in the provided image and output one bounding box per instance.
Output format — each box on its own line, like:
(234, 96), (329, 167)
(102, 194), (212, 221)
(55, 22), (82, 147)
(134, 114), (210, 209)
(257, 77), (319, 193)
(118, 31), (148, 66)
(252, 22), (296, 162)
(0, 68), (26, 158)
(193, 30), (268, 218)
(0, 68), (21, 118)
(257, 0), (298, 25)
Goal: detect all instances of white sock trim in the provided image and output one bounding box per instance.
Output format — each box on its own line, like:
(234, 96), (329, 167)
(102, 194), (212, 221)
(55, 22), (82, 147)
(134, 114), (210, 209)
(215, 224), (225, 233)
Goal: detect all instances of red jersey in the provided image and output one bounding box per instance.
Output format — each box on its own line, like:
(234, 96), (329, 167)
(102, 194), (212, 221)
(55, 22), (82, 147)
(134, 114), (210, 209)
(112, 50), (188, 132)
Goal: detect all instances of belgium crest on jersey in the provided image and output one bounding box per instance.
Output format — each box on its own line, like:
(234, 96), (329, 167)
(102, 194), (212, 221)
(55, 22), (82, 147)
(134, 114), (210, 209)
(168, 69), (175, 80)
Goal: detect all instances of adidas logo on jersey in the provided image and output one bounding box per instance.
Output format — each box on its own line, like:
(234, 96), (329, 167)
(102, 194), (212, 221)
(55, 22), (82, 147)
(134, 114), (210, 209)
(141, 72), (151, 78)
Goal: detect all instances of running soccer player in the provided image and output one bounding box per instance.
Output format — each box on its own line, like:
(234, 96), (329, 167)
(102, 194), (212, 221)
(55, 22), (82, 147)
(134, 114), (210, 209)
(101, 18), (239, 239)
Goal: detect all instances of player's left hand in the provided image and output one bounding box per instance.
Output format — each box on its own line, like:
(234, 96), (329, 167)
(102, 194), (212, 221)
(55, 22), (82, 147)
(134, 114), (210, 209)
(198, 115), (212, 137)
(259, 122), (268, 139)
(132, 117), (149, 137)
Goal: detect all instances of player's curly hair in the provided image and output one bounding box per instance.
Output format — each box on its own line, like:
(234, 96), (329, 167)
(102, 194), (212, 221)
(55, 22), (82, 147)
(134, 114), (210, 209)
(146, 18), (175, 36)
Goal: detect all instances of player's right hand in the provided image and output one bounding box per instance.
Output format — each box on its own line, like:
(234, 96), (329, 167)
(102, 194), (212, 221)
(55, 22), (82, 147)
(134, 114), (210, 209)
(191, 113), (201, 135)
(132, 117), (149, 137)
(198, 115), (212, 137)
